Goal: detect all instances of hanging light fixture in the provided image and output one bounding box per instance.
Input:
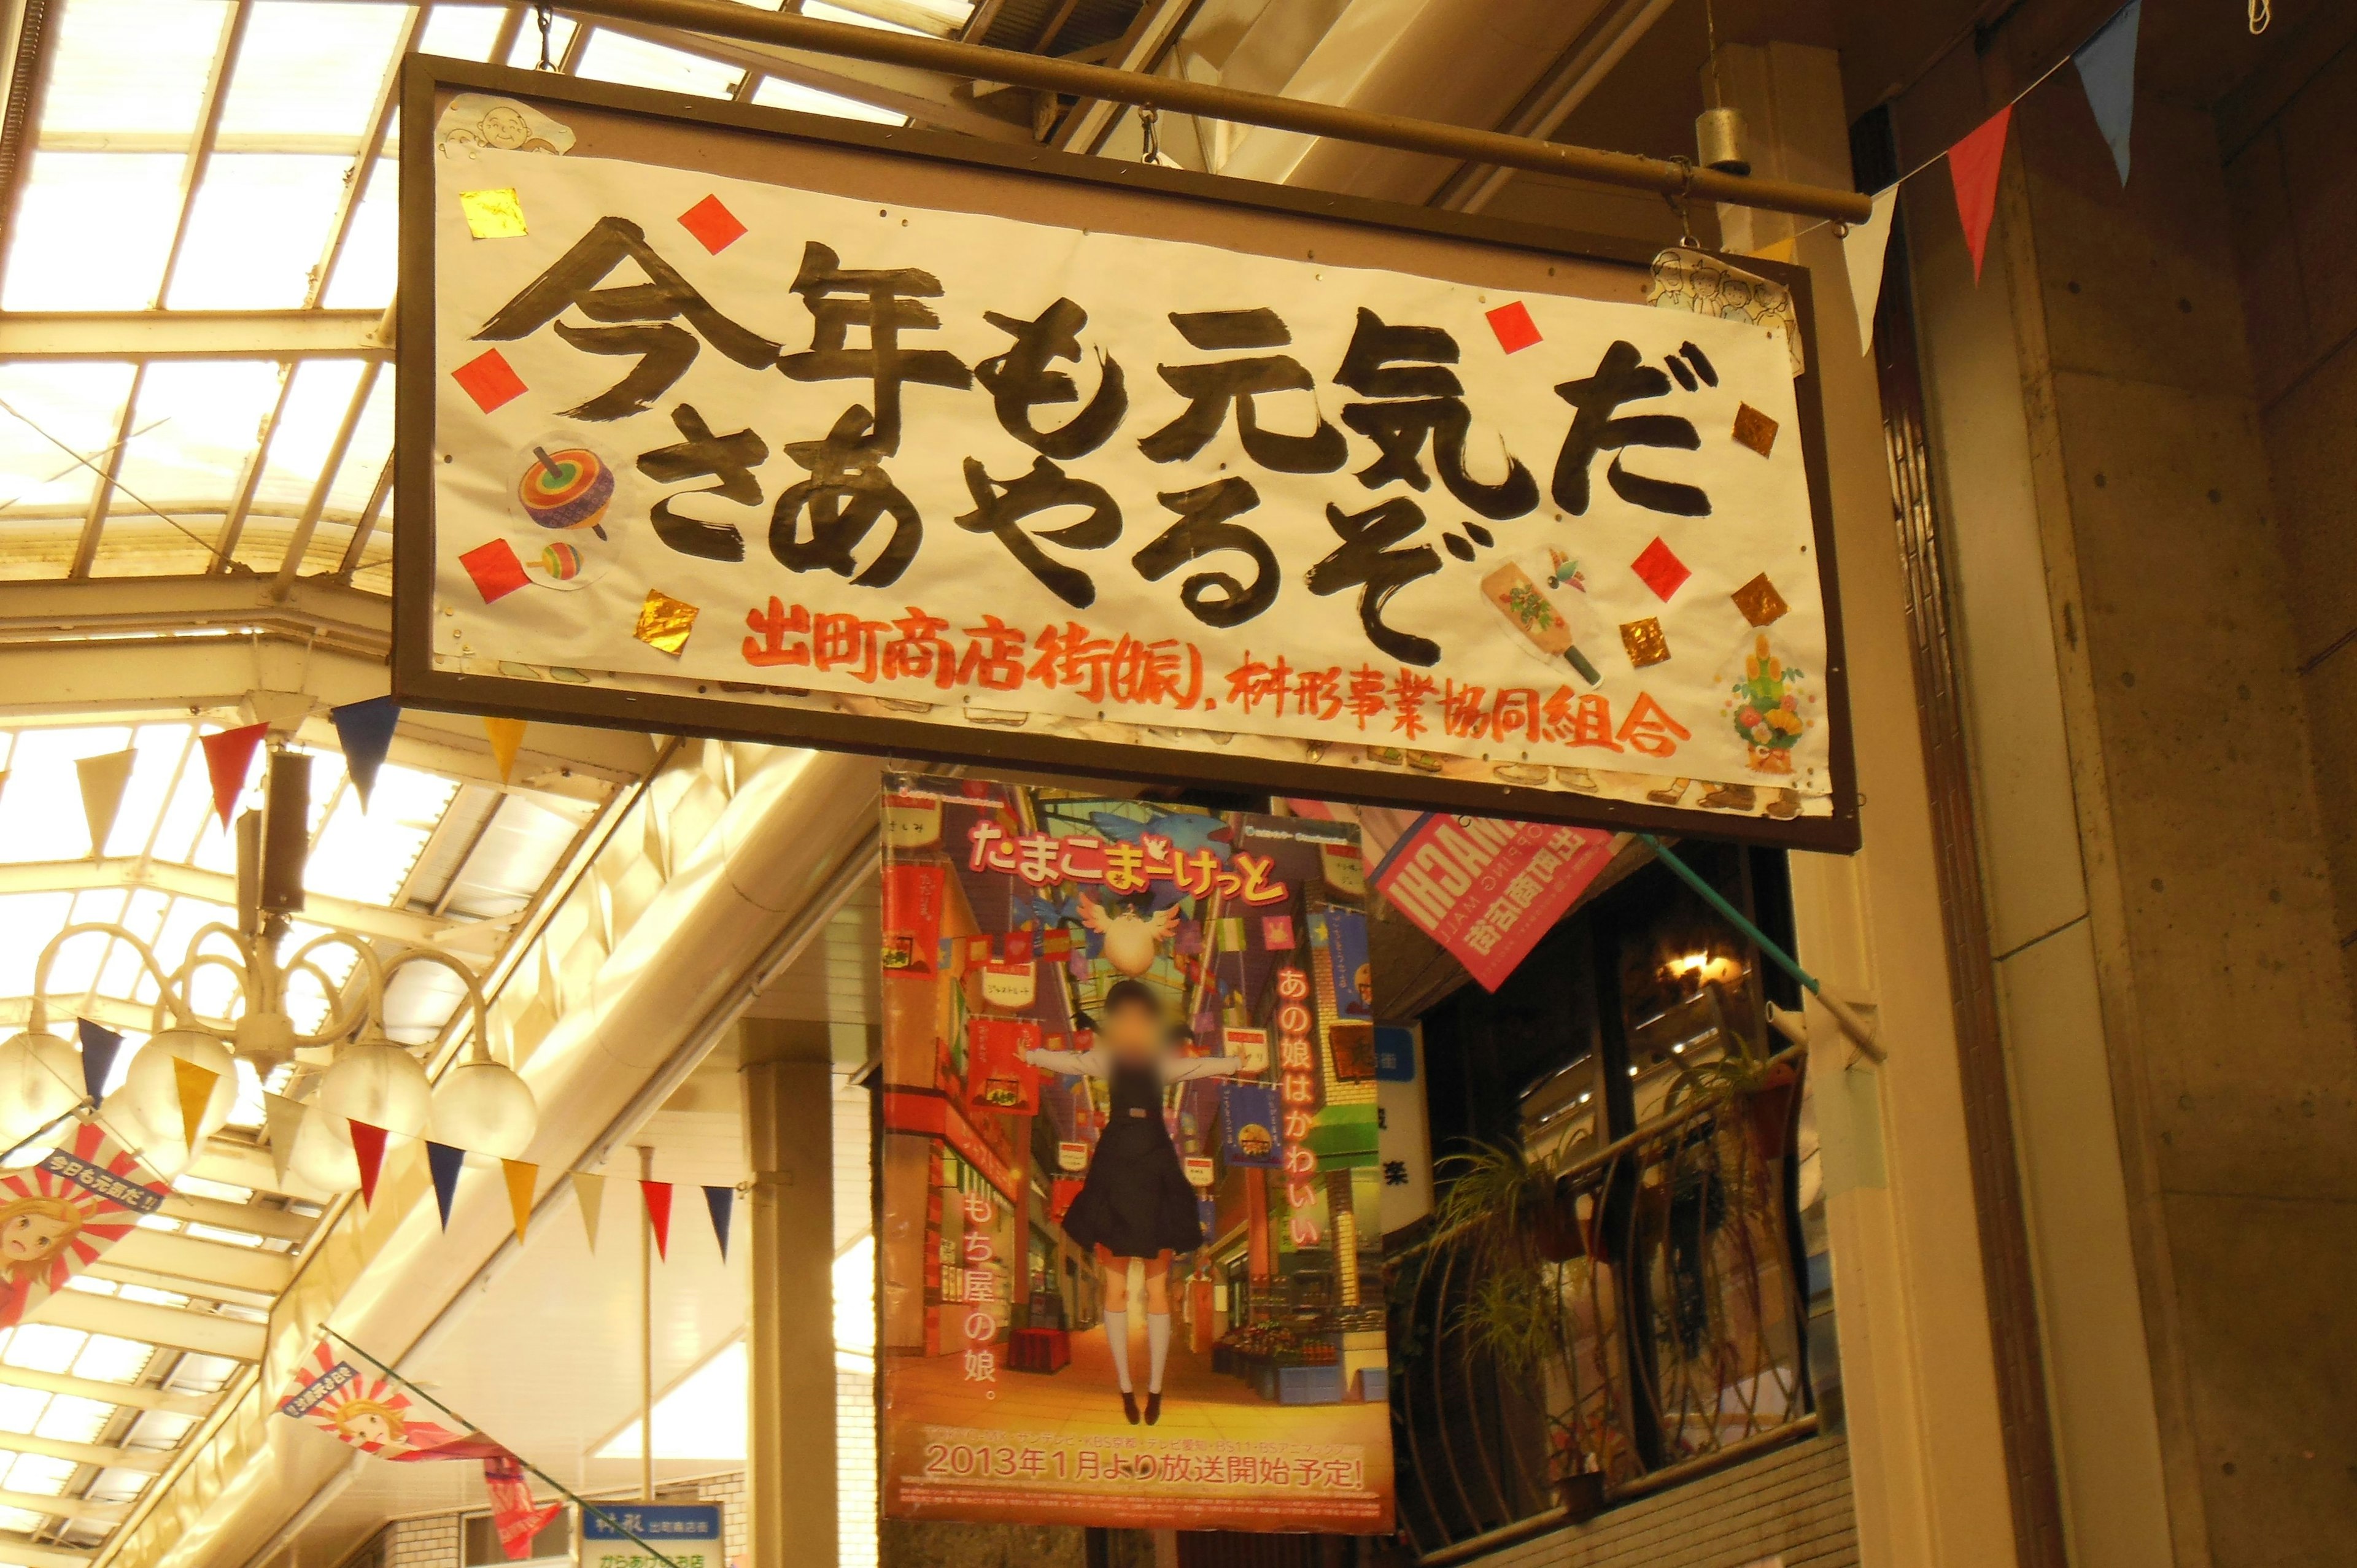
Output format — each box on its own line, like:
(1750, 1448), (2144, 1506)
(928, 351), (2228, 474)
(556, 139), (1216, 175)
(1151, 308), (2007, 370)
(15, 738), (531, 1184)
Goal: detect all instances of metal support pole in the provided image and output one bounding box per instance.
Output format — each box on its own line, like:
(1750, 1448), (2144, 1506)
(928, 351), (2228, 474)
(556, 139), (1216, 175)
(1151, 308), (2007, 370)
(638, 1141), (655, 1504)
(533, 0), (1874, 224)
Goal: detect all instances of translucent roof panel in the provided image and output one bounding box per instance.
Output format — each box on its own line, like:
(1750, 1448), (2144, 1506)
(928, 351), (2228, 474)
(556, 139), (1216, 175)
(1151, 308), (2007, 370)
(1, 152), (185, 311)
(165, 155), (355, 310)
(31, 0), (226, 141)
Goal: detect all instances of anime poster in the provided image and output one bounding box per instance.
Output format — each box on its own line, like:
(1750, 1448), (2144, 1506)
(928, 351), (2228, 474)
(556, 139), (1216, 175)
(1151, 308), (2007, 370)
(0, 1119), (169, 1330)
(877, 778), (1394, 1532)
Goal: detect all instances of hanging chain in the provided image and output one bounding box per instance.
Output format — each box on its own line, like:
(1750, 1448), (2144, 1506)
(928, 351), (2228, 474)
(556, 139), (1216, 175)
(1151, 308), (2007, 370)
(1663, 157), (1700, 250)
(2248, 0), (2270, 33)
(535, 2), (556, 69)
(1139, 106), (1163, 166)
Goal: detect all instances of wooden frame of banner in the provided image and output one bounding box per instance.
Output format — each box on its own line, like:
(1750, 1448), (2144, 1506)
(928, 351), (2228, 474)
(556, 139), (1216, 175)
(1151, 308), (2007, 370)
(395, 56), (1860, 851)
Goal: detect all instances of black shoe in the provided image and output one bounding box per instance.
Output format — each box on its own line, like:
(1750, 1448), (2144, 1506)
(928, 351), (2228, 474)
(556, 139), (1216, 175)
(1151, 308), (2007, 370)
(1145, 1392), (1163, 1425)
(1121, 1391), (1140, 1424)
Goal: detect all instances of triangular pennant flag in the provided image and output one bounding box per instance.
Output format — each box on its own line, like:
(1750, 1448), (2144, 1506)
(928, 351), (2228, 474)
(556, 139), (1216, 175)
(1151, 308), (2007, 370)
(703, 1184), (733, 1260)
(263, 1092), (306, 1184)
(199, 723), (269, 829)
(75, 749), (136, 856)
(76, 1019), (121, 1104)
(426, 1141), (465, 1229)
(1948, 105), (2013, 282)
(1843, 186), (1899, 354)
(2075, 0), (2140, 186)
(640, 1180), (673, 1260)
(171, 1056), (218, 1153)
(328, 698), (400, 811)
(502, 1159), (536, 1244)
(574, 1170), (606, 1251)
(484, 717), (527, 784)
(349, 1119), (388, 1207)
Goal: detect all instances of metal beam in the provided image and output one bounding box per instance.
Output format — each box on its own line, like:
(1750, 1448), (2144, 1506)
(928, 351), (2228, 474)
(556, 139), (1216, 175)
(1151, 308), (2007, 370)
(158, 1191), (313, 1245)
(550, 0), (1874, 222)
(0, 1540), (96, 1568)
(98, 1230), (296, 1298)
(29, 1292), (268, 1362)
(0, 1364), (217, 1419)
(1050, 0), (1193, 156)
(0, 311), (388, 360)
(0, 1432), (171, 1475)
(0, 1487), (128, 1527)
(0, 859), (455, 946)
(0, 576), (656, 795)
(580, 10), (1031, 139)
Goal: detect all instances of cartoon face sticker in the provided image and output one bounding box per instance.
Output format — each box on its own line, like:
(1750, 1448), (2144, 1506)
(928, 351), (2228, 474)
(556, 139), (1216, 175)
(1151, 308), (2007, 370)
(479, 105), (533, 150)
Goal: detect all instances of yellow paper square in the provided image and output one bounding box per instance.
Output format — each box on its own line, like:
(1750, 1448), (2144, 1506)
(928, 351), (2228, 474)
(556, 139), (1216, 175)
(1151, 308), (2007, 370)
(633, 589), (699, 655)
(459, 187), (527, 239)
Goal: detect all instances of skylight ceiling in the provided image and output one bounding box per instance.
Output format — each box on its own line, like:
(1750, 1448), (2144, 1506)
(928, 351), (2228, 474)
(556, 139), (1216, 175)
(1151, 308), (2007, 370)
(0, 0), (957, 593)
(0, 711), (608, 1566)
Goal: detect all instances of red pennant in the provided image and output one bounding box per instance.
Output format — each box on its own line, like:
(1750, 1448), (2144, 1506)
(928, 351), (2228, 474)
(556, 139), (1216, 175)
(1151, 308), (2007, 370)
(640, 1180), (673, 1259)
(201, 724), (268, 828)
(1948, 105), (2013, 282)
(349, 1119), (388, 1207)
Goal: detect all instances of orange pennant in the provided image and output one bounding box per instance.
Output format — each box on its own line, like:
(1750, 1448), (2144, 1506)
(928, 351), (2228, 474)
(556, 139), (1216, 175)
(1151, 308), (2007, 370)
(484, 717), (526, 784)
(170, 1056), (219, 1153)
(349, 1119), (388, 1207)
(501, 1159), (537, 1244)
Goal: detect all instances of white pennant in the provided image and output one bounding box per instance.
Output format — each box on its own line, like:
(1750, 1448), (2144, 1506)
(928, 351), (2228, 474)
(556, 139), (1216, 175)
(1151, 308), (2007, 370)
(1843, 186), (1899, 355)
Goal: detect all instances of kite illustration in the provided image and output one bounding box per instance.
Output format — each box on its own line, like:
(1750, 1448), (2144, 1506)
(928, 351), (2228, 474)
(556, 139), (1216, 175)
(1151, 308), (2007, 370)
(0, 1119), (169, 1330)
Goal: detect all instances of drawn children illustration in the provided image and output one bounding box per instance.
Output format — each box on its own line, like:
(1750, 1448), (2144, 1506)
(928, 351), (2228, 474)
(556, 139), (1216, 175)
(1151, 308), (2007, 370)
(279, 1340), (509, 1462)
(1023, 980), (1246, 1426)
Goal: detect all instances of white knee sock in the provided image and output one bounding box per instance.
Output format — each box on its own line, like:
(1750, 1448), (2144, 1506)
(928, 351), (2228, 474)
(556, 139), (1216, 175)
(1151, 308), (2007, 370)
(1102, 1308), (1132, 1392)
(1147, 1312), (1172, 1394)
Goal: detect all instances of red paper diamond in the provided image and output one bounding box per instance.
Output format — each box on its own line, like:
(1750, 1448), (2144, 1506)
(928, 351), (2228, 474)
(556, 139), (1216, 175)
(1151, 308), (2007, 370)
(451, 349), (527, 414)
(460, 538), (530, 604)
(678, 195), (746, 255)
(1486, 301), (1541, 354)
(1630, 536), (1690, 601)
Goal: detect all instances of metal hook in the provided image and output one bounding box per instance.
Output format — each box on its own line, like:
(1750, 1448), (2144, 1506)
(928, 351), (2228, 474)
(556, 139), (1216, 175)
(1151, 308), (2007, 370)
(1139, 106), (1163, 167)
(1662, 156), (1701, 250)
(535, 2), (556, 69)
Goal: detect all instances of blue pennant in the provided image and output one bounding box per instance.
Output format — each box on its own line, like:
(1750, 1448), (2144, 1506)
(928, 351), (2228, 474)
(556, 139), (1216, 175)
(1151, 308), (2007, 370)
(703, 1184), (734, 1259)
(2074, 0), (2140, 185)
(75, 1019), (122, 1104)
(426, 1141), (465, 1229)
(329, 697), (401, 811)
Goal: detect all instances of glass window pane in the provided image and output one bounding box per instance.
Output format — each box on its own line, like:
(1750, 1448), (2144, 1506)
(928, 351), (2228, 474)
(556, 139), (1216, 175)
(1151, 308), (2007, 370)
(37, 0), (228, 138)
(322, 158), (397, 309)
(421, 3), (512, 62)
(751, 76), (906, 127)
(217, 2), (410, 141)
(1, 153), (185, 310)
(109, 360), (283, 524)
(0, 363), (136, 525)
(576, 30), (743, 99)
(166, 155), (350, 309)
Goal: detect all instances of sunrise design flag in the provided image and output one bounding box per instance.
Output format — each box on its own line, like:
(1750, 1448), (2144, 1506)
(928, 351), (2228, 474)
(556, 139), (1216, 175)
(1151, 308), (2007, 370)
(0, 1118), (168, 1330)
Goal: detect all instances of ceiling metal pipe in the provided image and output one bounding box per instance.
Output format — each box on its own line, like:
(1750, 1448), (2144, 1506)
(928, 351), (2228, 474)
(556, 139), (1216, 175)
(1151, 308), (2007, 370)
(545, 0), (1876, 225)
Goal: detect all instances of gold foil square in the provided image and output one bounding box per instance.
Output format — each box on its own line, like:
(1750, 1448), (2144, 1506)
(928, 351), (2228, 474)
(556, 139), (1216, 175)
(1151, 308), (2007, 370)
(633, 589), (700, 655)
(459, 187), (528, 239)
(1731, 573), (1790, 627)
(1619, 616), (1670, 668)
(1732, 402), (1779, 457)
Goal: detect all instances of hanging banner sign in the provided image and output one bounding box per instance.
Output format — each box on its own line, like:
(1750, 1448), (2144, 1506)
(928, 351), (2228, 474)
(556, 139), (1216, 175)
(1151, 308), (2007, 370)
(582, 1503), (721, 1568)
(397, 61), (1854, 849)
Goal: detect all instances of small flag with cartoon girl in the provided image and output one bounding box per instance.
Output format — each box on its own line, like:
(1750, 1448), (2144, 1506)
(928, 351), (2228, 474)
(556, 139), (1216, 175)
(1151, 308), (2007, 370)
(0, 1119), (169, 1330)
(278, 1340), (509, 1461)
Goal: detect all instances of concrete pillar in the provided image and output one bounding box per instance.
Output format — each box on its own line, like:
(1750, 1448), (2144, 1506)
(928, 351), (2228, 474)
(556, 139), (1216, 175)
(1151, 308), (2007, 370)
(1703, 40), (2024, 1568)
(741, 1020), (837, 1568)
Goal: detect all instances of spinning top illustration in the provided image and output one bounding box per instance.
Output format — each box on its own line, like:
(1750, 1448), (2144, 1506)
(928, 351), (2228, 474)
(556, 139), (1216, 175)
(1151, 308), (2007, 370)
(517, 445), (612, 538)
(540, 540), (586, 580)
